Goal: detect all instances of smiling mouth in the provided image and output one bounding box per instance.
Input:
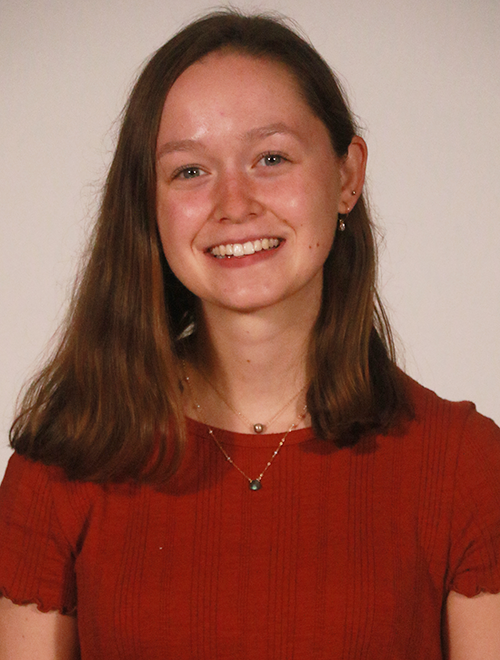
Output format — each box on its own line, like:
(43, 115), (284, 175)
(209, 237), (281, 258)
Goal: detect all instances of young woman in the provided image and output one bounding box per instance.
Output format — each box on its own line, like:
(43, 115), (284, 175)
(1, 11), (499, 659)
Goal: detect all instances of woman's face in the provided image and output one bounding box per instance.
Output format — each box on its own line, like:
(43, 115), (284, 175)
(156, 51), (349, 316)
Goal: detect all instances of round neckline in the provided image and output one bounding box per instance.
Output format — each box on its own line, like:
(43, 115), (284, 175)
(186, 416), (315, 447)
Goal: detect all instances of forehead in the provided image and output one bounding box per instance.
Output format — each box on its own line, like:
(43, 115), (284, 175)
(157, 50), (323, 145)
(170, 49), (302, 98)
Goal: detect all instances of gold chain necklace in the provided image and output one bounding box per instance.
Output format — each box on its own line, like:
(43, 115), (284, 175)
(197, 368), (307, 434)
(206, 411), (306, 490)
(182, 365), (307, 490)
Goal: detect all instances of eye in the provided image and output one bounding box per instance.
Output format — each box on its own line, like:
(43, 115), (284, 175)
(258, 153), (287, 167)
(172, 166), (204, 180)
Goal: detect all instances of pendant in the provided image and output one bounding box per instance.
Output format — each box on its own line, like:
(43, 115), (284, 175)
(249, 479), (262, 491)
(253, 423), (264, 433)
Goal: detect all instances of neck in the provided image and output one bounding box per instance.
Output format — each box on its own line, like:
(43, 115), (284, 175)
(184, 297), (318, 433)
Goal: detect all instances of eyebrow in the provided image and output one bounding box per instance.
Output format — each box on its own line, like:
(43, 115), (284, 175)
(157, 139), (205, 159)
(244, 122), (301, 142)
(157, 122), (301, 159)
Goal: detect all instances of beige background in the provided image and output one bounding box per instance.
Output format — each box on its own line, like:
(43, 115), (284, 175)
(1, 0), (499, 479)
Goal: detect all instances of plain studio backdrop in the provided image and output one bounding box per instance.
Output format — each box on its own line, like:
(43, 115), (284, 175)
(0, 0), (499, 480)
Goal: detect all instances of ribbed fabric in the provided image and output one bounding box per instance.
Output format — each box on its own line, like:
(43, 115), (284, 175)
(1, 378), (499, 659)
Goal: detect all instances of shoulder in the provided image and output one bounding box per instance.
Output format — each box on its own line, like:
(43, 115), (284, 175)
(0, 452), (98, 536)
(405, 374), (473, 421)
(404, 373), (500, 495)
(401, 374), (500, 447)
(382, 375), (500, 518)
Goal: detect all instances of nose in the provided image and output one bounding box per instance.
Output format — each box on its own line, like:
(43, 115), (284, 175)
(212, 170), (264, 223)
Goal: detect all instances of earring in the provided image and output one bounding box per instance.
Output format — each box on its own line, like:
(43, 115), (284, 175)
(338, 205), (350, 232)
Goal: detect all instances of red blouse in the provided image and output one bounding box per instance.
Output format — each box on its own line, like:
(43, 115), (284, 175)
(1, 379), (500, 659)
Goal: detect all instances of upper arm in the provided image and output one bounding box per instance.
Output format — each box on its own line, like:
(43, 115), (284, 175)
(446, 590), (500, 660)
(0, 597), (79, 660)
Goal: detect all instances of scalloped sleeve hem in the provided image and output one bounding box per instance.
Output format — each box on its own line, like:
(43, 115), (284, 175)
(449, 574), (500, 599)
(0, 588), (76, 616)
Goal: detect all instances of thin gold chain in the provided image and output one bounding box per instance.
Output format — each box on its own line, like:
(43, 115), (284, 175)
(205, 410), (307, 489)
(196, 367), (307, 434)
(182, 363), (307, 490)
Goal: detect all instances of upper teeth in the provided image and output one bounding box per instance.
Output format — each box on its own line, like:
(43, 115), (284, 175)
(210, 237), (280, 257)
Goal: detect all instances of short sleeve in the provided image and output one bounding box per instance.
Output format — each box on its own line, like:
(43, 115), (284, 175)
(0, 453), (77, 613)
(447, 409), (500, 597)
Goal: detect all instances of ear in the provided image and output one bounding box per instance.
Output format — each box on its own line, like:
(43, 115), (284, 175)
(338, 136), (368, 214)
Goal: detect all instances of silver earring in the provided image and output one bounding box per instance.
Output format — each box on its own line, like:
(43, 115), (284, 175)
(338, 217), (346, 231)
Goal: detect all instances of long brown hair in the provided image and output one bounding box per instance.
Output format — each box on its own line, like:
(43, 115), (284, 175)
(10, 10), (411, 482)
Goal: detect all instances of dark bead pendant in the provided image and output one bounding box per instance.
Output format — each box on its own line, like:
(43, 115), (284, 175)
(249, 479), (262, 491)
(253, 423), (264, 433)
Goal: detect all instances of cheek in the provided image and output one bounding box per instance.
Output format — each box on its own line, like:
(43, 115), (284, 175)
(305, 202), (337, 263)
(157, 186), (211, 237)
(156, 194), (194, 252)
(156, 198), (207, 297)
